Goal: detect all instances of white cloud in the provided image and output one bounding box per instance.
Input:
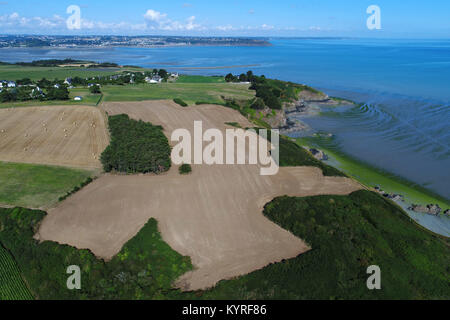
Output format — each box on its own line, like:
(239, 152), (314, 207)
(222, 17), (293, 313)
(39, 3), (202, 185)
(144, 9), (203, 31)
(0, 10), (304, 35)
(0, 12), (147, 33)
(144, 9), (167, 23)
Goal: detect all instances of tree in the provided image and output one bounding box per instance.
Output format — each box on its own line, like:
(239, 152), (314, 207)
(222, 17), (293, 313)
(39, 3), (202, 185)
(47, 86), (69, 101)
(158, 69), (168, 79)
(89, 84), (102, 94)
(37, 78), (52, 89)
(225, 73), (236, 83)
(250, 98), (265, 110)
(239, 74), (248, 82)
(0, 89), (13, 102)
(246, 70), (254, 81)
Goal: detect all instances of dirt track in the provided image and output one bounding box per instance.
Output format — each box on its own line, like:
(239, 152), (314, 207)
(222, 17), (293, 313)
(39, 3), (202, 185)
(0, 106), (108, 169)
(37, 101), (362, 291)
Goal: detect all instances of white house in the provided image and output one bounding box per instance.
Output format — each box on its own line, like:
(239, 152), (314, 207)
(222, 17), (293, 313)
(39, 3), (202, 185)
(74, 96), (83, 101)
(64, 78), (73, 85)
(145, 75), (162, 84)
(7, 81), (16, 88)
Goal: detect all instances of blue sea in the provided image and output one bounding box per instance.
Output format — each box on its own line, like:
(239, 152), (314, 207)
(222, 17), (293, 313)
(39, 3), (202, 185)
(0, 38), (449, 203)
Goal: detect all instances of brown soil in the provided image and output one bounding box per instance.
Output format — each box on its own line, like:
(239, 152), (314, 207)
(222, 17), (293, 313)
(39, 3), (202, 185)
(0, 106), (109, 169)
(37, 100), (362, 291)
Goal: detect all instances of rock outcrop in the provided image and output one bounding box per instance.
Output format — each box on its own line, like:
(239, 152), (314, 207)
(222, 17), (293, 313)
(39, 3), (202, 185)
(409, 204), (442, 216)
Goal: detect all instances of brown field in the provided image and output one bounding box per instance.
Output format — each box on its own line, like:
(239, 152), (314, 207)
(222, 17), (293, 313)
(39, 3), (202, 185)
(37, 101), (362, 291)
(0, 106), (109, 169)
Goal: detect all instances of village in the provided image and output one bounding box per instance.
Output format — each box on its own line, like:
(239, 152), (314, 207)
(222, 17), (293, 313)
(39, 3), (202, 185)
(0, 69), (179, 103)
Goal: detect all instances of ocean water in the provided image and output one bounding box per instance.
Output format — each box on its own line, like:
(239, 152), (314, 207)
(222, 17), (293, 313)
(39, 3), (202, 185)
(0, 38), (449, 201)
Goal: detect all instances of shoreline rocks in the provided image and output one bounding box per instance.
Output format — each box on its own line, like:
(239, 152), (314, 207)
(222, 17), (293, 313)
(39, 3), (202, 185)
(374, 186), (405, 202)
(408, 204), (443, 216)
(309, 148), (329, 161)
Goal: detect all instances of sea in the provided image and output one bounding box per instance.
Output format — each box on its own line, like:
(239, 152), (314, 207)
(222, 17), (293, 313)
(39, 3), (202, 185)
(0, 38), (449, 234)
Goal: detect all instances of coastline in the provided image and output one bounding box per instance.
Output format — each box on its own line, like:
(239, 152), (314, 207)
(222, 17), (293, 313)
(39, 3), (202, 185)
(294, 135), (450, 237)
(277, 92), (450, 237)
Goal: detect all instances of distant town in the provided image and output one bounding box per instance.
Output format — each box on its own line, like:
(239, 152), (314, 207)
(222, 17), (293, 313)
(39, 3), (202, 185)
(0, 35), (271, 48)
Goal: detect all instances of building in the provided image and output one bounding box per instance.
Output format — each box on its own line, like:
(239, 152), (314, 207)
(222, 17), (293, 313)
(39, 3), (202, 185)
(31, 87), (45, 98)
(145, 75), (162, 84)
(7, 81), (16, 88)
(64, 78), (73, 85)
(74, 96), (83, 101)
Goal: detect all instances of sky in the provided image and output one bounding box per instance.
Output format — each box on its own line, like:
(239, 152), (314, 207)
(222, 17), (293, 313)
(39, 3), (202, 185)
(0, 0), (449, 38)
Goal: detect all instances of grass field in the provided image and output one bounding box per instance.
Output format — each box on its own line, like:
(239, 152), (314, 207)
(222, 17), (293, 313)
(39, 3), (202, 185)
(296, 137), (450, 210)
(0, 88), (103, 108)
(0, 64), (124, 82)
(101, 83), (254, 105)
(0, 244), (34, 300)
(0, 162), (94, 208)
(176, 75), (226, 83)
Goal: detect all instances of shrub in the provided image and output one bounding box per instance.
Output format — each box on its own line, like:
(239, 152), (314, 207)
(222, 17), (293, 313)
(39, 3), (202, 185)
(179, 164), (192, 175)
(173, 98), (188, 107)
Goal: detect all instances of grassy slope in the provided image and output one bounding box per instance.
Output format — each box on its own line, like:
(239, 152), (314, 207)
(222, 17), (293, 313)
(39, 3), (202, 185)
(101, 83), (254, 105)
(192, 190), (449, 300)
(0, 244), (34, 300)
(176, 75), (226, 83)
(0, 162), (93, 208)
(0, 207), (192, 300)
(279, 136), (344, 177)
(0, 65), (121, 81)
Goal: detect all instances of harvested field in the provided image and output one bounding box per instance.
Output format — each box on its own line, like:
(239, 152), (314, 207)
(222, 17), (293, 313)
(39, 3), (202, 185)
(0, 106), (109, 169)
(38, 101), (362, 291)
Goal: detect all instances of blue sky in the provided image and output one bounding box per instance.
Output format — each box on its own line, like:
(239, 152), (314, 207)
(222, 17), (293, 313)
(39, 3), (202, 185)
(0, 0), (449, 37)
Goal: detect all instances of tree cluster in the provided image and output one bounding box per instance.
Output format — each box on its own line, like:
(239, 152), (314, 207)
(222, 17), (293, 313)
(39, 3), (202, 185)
(101, 114), (172, 174)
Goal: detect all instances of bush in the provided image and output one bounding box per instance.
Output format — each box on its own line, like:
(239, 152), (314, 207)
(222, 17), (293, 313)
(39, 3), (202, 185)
(58, 177), (94, 202)
(250, 98), (265, 110)
(173, 98), (188, 107)
(179, 164), (192, 175)
(89, 85), (101, 94)
(101, 114), (171, 174)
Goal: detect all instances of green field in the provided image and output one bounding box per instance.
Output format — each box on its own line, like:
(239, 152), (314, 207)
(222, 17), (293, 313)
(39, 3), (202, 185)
(0, 64), (124, 82)
(0, 88), (103, 108)
(0, 162), (94, 208)
(176, 75), (226, 83)
(296, 137), (450, 210)
(101, 83), (254, 105)
(0, 245), (34, 300)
